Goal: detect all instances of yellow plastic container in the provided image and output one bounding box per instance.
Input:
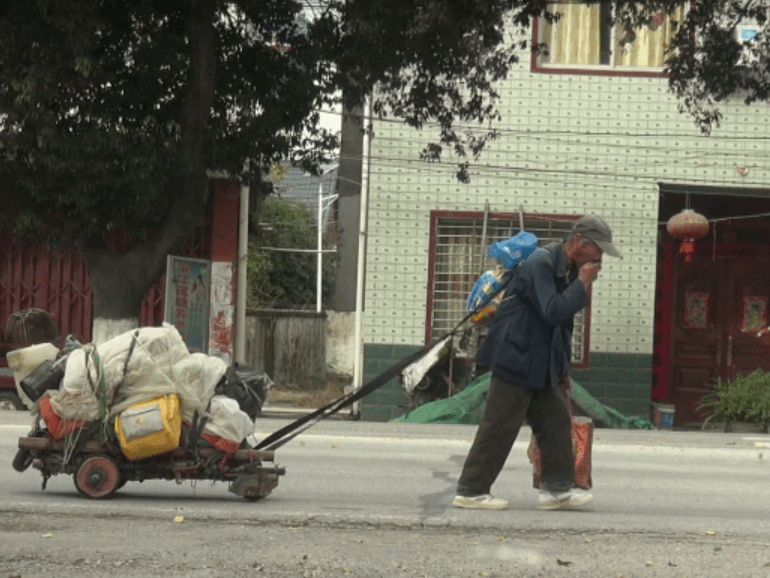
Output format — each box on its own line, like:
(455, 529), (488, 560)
(115, 394), (182, 460)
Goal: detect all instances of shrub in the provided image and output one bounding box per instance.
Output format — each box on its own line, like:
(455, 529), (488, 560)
(248, 196), (336, 309)
(698, 369), (770, 432)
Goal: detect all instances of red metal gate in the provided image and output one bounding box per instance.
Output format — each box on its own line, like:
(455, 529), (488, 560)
(0, 221), (212, 343)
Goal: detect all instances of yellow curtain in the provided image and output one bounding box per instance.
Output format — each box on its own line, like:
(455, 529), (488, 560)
(543, 3), (601, 65)
(614, 5), (687, 67)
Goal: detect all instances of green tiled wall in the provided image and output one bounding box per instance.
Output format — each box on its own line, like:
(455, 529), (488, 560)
(572, 352), (653, 417)
(361, 345), (653, 423)
(361, 343), (421, 422)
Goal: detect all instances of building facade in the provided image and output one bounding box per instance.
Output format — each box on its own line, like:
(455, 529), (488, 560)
(359, 11), (770, 424)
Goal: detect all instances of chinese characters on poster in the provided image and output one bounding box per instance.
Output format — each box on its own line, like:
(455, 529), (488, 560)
(164, 256), (211, 352)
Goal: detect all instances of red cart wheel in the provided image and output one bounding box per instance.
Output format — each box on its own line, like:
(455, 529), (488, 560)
(74, 455), (121, 499)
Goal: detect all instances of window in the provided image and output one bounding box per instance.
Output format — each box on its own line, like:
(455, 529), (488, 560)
(427, 212), (589, 367)
(536, 3), (688, 72)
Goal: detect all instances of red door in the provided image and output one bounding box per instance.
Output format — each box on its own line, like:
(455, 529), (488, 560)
(726, 255), (770, 381)
(669, 246), (770, 424)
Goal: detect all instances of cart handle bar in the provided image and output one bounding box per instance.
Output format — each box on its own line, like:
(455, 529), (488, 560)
(255, 270), (516, 451)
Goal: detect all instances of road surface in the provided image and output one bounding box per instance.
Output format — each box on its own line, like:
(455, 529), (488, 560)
(2, 410), (770, 577)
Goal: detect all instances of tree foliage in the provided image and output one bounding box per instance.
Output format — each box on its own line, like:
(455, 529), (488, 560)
(614, 0), (770, 132)
(0, 1), (342, 233)
(248, 196), (335, 309)
(0, 0), (549, 241)
(0, 0), (762, 321)
(0, 0), (553, 320)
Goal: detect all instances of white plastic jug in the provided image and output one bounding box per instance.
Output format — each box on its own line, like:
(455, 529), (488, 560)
(7, 343), (60, 408)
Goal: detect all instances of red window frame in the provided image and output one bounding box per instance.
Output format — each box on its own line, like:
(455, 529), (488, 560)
(425, 210), (592, 370)
(529, 6), (689, 78)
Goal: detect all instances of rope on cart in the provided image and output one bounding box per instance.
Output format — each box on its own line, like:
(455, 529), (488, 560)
(62, 421), (85, 467)
(83, 345), (111, 443)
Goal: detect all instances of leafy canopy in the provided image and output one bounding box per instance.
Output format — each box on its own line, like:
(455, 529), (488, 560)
(248, 195), (335, 309)
(0, 0), (552, 249)
(1, 0), (765, 246)
(0, 0), (337, 244)
(614, 0), (770, 132)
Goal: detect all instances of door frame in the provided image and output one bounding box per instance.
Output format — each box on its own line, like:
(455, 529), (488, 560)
(657, 182), (770, 424)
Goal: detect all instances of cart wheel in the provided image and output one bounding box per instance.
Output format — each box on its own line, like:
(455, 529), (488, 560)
(12, 448), (33, 472)
(74, 455), (121, 499)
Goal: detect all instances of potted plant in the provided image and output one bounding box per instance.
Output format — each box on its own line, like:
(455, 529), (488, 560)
(698, 369), (770, 433)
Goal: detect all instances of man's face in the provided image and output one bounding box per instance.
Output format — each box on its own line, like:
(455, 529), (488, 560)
(573, 236), (604, 266)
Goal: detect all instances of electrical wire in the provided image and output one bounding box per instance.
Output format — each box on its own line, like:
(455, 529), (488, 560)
(327, 107), (770, 142)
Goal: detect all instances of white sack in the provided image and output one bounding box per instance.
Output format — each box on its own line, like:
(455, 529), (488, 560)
(48, 387), (102, 421)
(54, 346), (102, 420)
(202, 395), (254, 444)
(6, 343), (60, 410)
(56, 324), (191, 418)
(60, 348), (100, 395)
(173, 353), (227, 423)
(104, 325), (189, 416)
(98, 324), (189, 389)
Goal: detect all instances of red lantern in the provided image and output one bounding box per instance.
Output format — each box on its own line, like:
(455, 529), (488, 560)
(666, 209), (710, 263)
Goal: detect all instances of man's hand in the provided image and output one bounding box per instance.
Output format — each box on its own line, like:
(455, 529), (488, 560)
(559, 374), (572, 394)
(578, 261), (601, 288)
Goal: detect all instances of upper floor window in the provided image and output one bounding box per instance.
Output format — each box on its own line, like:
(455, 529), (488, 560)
(536, 3), (687, 73)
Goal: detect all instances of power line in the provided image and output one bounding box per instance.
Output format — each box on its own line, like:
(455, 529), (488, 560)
(325, 107), (770, 141)
(367, 152), (768, 186)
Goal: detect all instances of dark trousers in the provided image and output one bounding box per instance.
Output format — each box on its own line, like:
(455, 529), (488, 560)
(456, 374), (574, 496)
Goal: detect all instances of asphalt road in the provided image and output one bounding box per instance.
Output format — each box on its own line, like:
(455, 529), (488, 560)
(2, 409), (770, 577)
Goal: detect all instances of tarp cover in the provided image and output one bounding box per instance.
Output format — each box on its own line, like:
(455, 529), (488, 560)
(49, 325), (227, 422)
(391, 373), (491, 425)
(391, 372), (654, 429)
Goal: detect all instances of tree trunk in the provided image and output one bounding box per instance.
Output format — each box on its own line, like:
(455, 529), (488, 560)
(77, 0), (218, 343)
(77, 236), (170, 342)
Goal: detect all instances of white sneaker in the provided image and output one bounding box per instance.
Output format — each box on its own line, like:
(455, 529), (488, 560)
(537, 490), (594, 511)
(452, 494), (509, 510)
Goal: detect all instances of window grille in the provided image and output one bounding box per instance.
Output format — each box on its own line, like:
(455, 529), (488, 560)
(429, 213), (587, 365)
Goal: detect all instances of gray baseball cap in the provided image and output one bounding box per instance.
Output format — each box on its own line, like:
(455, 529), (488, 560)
(571, 214), (622, 258)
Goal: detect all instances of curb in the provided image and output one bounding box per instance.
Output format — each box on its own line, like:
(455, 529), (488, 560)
(259, 405), (354, 420)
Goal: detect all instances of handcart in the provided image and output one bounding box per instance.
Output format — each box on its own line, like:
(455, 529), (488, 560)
(9, 322), (283, 501)
(9, 252), (517, 502)
(14, 422), (284, 501)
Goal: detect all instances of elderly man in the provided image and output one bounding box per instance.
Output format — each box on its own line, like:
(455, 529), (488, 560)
(453, 214), (621, 511)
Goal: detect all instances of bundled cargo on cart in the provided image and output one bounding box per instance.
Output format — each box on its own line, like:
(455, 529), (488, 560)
(9, 323), (282, 500)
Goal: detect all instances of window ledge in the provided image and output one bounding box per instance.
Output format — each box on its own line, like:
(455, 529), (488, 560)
(531, 60), (670, 78)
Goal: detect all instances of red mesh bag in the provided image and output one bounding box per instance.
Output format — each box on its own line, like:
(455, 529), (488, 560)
(200, 431), (240, 454)
(527, 403), (593, 490)
(39, 396), (88, 440)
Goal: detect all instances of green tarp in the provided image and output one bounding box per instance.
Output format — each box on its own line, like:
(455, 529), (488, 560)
(570, 379), (654, 430)
(391, 372), (654, 429)
(391, 372), (492, 425)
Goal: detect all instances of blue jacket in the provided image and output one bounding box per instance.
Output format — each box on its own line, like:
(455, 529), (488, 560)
(476, 242), (589, 389)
